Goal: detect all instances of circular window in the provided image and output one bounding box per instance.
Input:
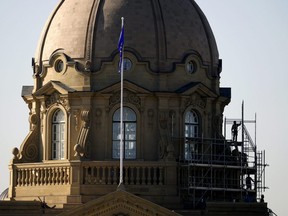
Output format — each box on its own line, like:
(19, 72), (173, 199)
(55, 60), (64, 73)
(123, 58), (132, 71)
(186, 60), (196, 74)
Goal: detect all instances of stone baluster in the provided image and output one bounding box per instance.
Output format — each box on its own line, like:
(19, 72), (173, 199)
(24, 169), (29, 186)
(153, 167), (157, 185)
(147, 167), (151, 185)
(107, 166), (111, 184)
(63, 167), (67, 184)
(130, 167), (135, 185)
(136, 167), (140, 185)
(16, 170), (21, 186)
(28, 169), (32, 186)
(100, 167), (104, 184)
(64, 167), (68, 184)
(94, 166), (98, 184)
(56, 167), (60, 185)
(84, 166), (89, 184)
(18, 169), (21, 186)
(40, 168), (43, 185)
(142, 167), (146, 185)
(48, 168), (51, 185)
(113, 167), (117, 185)
(91, 166), (96, 184)
(159, 167), (163, 185)
(33, 169), (36, 185)
(37, 168), (41, 185)
(44, 168), (48, 185)
(105, 166), (108, 185)
(65, 167), (69, 184)
(21, 169), (25, 186)
(52, 167), (56, 185)
(124, 166), (129, 185)
(59, 167), (63, 184)
(67, 167), (71, 184)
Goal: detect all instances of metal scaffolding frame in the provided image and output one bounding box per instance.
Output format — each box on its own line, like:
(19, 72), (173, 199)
(179, 103), (268, 209)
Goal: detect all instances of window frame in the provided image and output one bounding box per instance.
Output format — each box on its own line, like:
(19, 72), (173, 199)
(184, 110), (200, 160)
(112, 107), (137, 160)
(51, 108), (66, 160)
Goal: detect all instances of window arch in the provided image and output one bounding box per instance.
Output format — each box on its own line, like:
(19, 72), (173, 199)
(112, 107), (137, 159)
(51, 109), (65, 160)
(184, 110), (200, 160)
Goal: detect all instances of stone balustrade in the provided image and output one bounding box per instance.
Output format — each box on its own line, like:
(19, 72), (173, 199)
(12, 161), (166, 188)
(14, 163), (70, 186)
(82, 161), (165, 186)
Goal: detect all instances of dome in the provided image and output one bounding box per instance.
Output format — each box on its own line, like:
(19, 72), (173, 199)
(35, 0), (219, 74)
(0, 188), (8, 201)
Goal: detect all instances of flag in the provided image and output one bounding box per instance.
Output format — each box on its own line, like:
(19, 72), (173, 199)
(118, 19), (124, 73)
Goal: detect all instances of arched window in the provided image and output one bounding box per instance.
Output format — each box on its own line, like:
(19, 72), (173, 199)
(184, 110), (199, 160)
(113, 107), (136, 159)
(51, 109), (65, 160)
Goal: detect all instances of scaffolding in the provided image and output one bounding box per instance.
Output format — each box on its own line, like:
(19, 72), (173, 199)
(179, 104), (268, 208)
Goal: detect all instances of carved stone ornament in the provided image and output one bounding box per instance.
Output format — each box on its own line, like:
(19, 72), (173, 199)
(81, 110), (90, 128)
(109, 90), (141, 110)
(159, 111), (167, 130)
(29, 114), (38, 125)
(17, 128), (39, 163)
(23, 142), (38, 161)
(45, 92), (70, 112)
(185, 94), (206, 109)
(12, 147), (19, 160)
(73, 109), (80, 131)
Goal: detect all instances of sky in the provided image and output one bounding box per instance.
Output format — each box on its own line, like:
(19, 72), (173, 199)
(0, 1), (287, 215)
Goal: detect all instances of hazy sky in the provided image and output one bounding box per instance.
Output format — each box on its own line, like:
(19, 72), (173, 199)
(0, 1), (287, 215)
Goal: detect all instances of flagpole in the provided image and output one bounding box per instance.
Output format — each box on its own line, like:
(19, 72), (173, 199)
(119, 17), (124, 186)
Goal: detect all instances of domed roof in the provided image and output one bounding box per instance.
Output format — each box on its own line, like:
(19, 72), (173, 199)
(0, 188), (8, 201)
(35, 0), (219, 73)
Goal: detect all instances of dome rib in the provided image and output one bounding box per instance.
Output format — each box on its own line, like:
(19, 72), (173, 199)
(85, 0), (102, 63)
(151, 0), (168, 71)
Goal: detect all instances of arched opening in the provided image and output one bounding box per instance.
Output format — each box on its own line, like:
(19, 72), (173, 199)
(112, 107), (137, 159)
(51, 109), (65, 160)
(184, 110), (200, 160)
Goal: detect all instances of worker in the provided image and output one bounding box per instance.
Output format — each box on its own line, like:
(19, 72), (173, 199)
(246, 174), (254, 190)
(231, 121), (241, 142)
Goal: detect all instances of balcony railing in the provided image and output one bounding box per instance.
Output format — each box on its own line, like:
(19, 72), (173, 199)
(11, 161), (166, 188)
(82, 161), (164, 186)
(14, 163), (70, 187)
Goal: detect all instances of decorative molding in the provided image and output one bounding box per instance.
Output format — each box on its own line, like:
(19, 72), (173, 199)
(58, 190), (179, 216)
(73, 109), (80, 131)
(109, 89), (141, 110)
(18, 129), (39, 163)
(45, 92), (71, 113)
(185, 93), (206, 109)
(75, 109), (91, 158)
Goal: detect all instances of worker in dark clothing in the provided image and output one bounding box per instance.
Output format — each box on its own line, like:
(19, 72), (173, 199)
(231, 121), (241, 142)
(246, 175), (254, 190)
(260, 194), (265, 203)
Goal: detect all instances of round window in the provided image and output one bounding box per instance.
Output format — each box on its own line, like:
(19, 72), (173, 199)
(186, 60), (196, 74)
(123, 58), (132, 71)
(55, 60), (64, 73)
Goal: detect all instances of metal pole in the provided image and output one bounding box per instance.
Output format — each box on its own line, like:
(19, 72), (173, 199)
(119, 17), (124, 186)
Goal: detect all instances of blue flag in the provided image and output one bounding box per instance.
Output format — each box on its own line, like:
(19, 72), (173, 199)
(118, 22), (124, 73)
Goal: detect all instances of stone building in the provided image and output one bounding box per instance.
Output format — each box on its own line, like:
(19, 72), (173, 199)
(1, 0), (268, 215)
